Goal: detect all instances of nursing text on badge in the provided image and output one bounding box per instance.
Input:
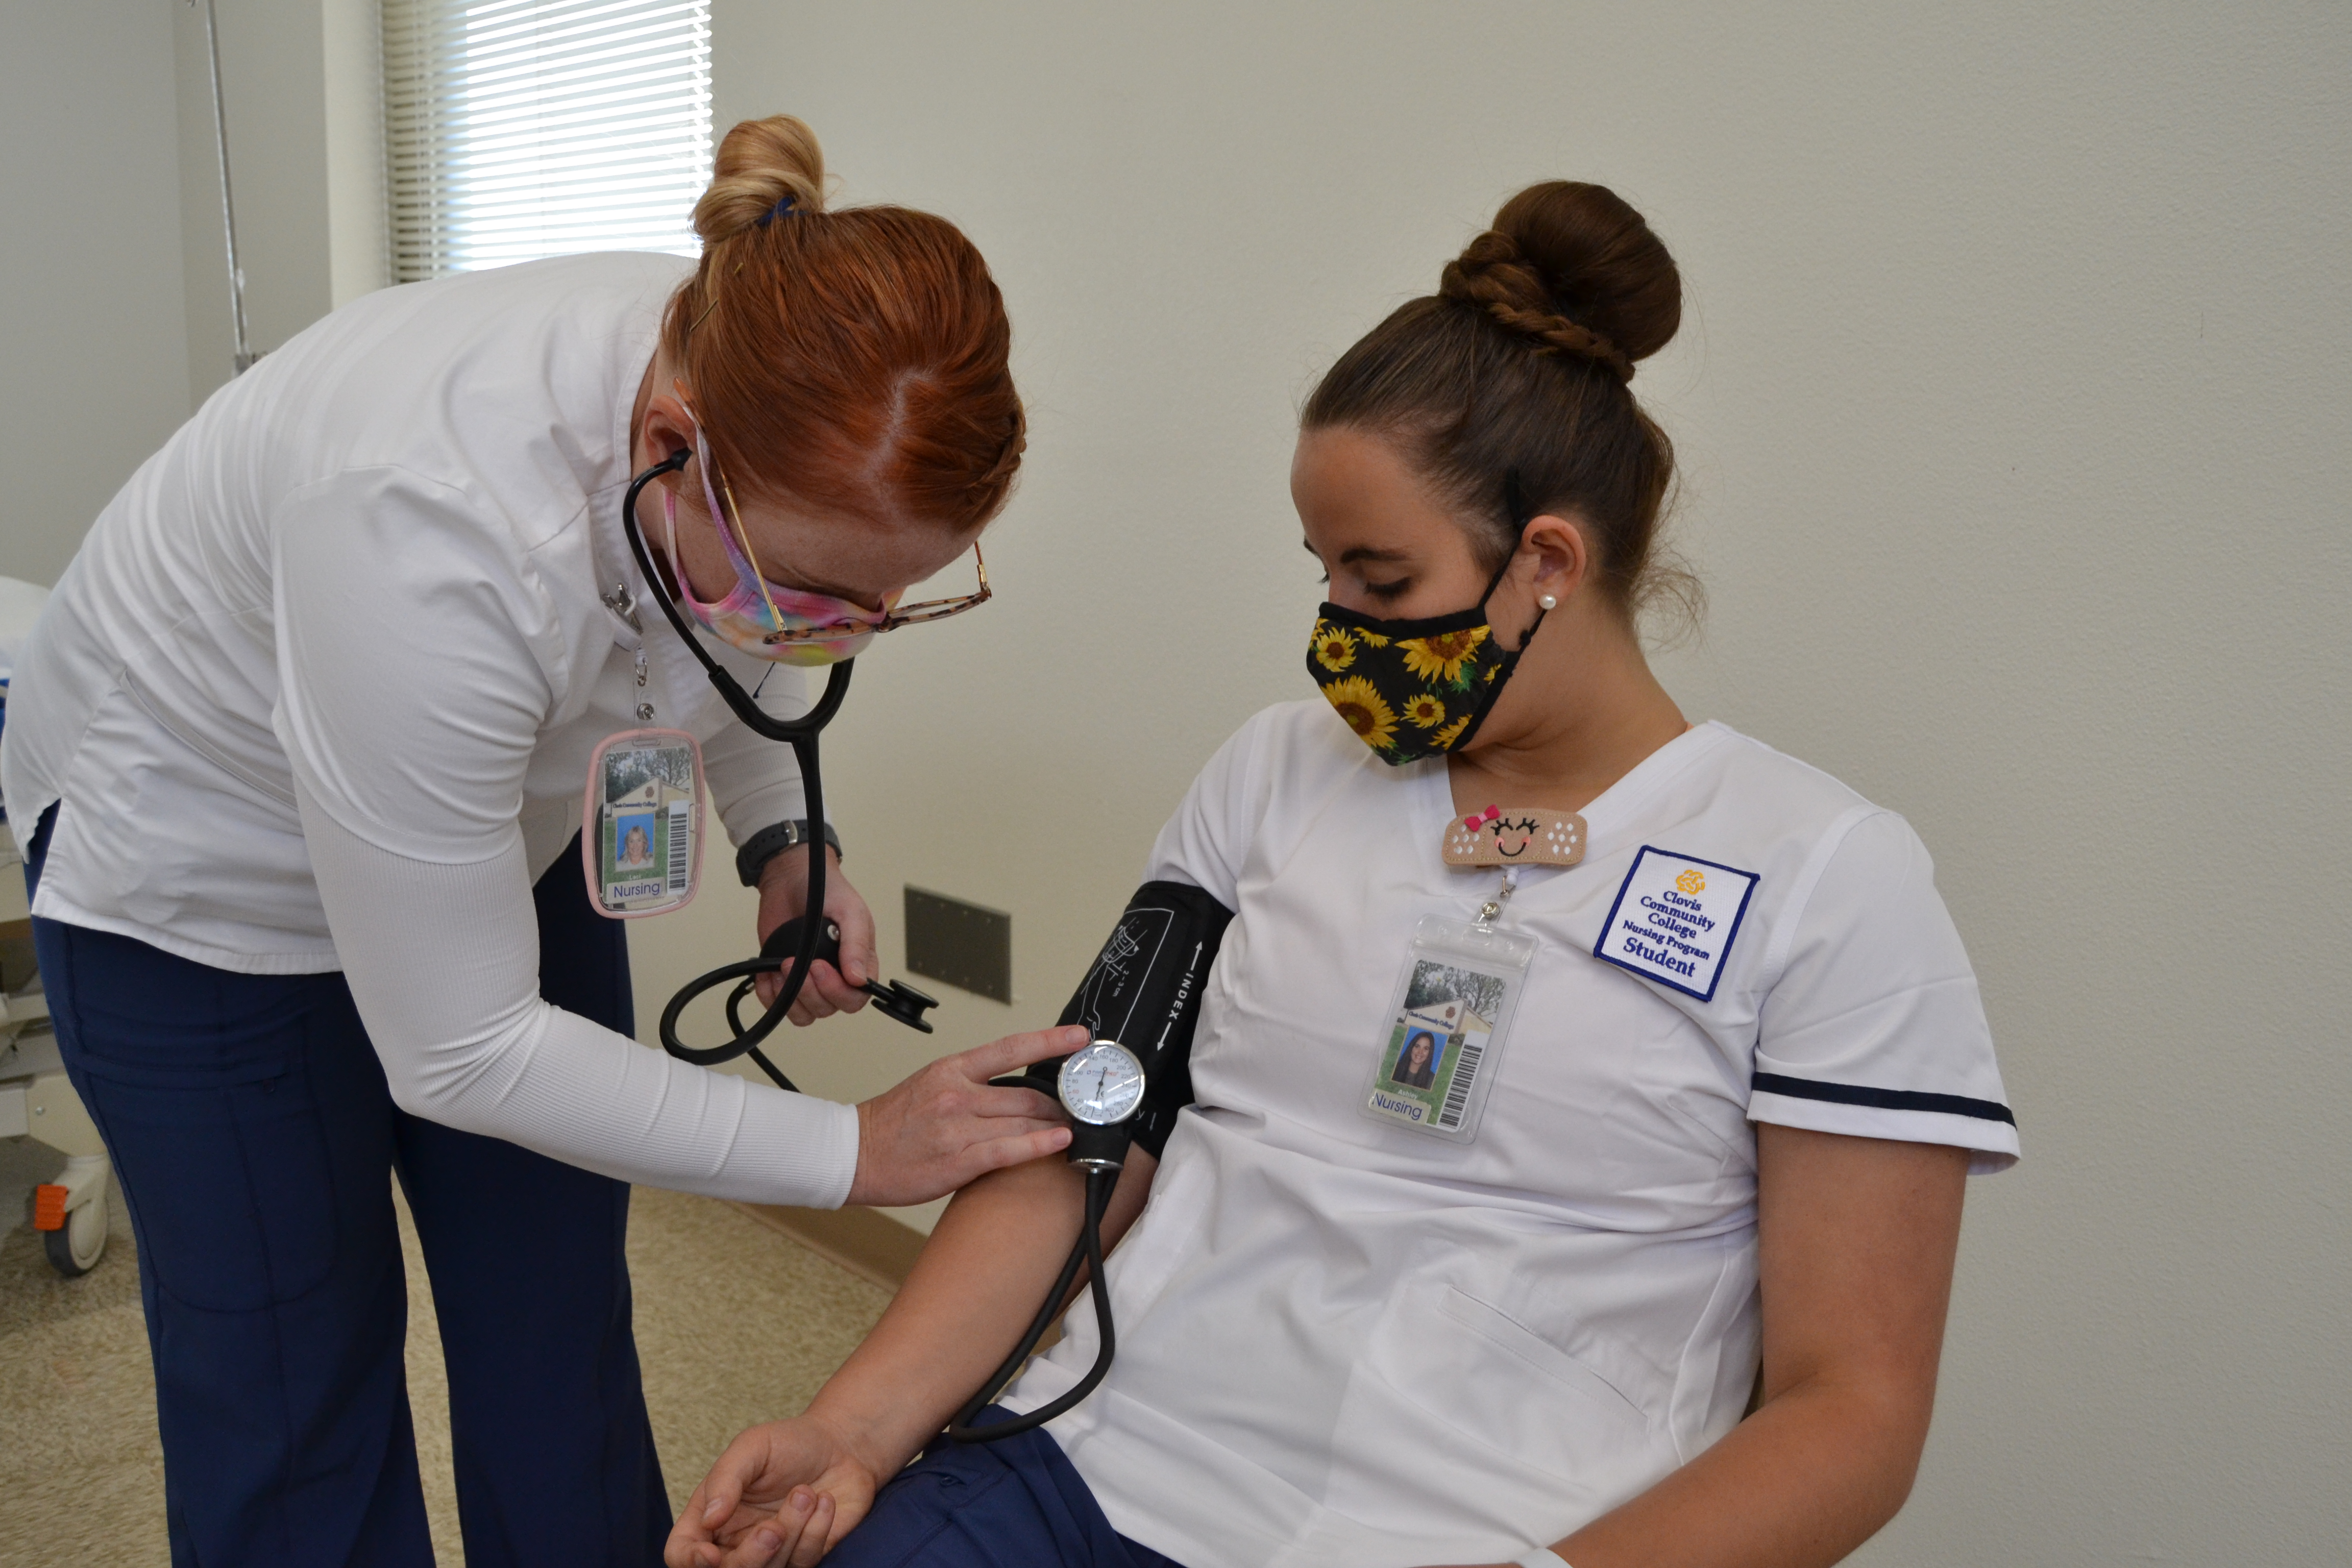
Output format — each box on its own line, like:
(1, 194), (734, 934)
(1593, 847), (1759, 1001)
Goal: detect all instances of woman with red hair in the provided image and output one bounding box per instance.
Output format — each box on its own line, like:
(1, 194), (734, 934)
(2, 116), (1076, 1567)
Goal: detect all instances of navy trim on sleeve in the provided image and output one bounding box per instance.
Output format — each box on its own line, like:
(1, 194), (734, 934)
(1752, 1071), (2017, 1127)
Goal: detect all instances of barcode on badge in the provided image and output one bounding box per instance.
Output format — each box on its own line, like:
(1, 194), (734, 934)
(667, 800), (691, 892)
(1437, 1036), (1485, 1128)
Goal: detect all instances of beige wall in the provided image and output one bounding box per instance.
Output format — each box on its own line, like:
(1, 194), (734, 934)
(174, 0), (385, 409)
(322, 0), (389, 312)
(0, 0), (387, 589)
(690, 3), (2351, 1563)
(0, 1), (191, 586)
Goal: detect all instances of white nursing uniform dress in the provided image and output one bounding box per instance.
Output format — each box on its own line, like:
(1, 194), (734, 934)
(1, 253), (858, 1205)
(1006, 702), (2018, 1568)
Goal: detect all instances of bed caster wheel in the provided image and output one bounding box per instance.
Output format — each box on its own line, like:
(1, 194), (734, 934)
(40, 1179), (109, 1277)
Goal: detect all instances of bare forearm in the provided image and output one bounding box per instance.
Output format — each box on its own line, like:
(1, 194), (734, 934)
(804, 1150), (1157, 1475)
(1550, 1379), (1927, 1568)
(807, 1160), (1080, 1469)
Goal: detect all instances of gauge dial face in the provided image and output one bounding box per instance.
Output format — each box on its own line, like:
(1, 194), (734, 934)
(1058, 1041), (1146, 1126)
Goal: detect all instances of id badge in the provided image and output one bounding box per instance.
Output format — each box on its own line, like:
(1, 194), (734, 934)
(582, 729), (706, 919)
(1360, 913), (1536, 1142)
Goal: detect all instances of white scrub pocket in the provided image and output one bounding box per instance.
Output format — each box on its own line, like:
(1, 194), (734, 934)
(1322, 1280), (1673, 1555)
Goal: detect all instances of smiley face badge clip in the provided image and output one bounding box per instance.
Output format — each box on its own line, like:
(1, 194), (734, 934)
(1442, 804), (1587, 868)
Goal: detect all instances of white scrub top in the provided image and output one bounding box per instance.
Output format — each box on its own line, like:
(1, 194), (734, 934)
(0, 253), (859, 1207)
(1007, 702), (2017, 1568)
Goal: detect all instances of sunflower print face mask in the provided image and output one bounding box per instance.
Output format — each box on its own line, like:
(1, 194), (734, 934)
(1307, 563), (1546, 767)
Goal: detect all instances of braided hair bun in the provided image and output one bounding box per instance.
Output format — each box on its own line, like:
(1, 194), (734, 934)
(1303, 180), (1697, 633)
(1439, 182), (1681, 381)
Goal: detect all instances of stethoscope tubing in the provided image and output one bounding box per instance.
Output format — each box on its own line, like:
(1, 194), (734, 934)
(625, 453), (1118, 1438)
(621, 450), (845, 1086)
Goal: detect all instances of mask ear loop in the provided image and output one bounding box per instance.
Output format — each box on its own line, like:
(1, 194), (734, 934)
(1448, 469), (1550, 753)
(1482, 468), (1547, 647)
(710, 436), (787, 632)
(659, 488), (714, 620)
(676, 383), (787, 634)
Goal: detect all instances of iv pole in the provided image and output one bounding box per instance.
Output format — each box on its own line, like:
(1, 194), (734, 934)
(192, 0), (257, 374)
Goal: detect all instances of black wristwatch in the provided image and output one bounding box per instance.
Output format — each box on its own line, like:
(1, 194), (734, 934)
(736, 819), (843, 887)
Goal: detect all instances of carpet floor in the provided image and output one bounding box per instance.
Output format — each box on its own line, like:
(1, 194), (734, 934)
(0, 1177), (891, 1565)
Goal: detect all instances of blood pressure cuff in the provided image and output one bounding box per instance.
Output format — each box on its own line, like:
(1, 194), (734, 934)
(1027, 880), (1233, 1160)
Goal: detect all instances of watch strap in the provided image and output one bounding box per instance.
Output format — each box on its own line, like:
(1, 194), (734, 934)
(736, 819), (842, 887)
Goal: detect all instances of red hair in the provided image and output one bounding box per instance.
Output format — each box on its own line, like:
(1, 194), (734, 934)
(662, 116), (1024, 531)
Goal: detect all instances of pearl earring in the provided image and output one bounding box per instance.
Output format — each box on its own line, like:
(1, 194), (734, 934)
(1537, 592), (1559, 610)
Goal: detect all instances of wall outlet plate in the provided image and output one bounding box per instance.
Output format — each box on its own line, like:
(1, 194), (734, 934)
(903, 886), (1013, 1004)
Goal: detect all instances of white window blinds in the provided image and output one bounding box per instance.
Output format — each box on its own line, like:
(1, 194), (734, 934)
(381, 0), (712, 282)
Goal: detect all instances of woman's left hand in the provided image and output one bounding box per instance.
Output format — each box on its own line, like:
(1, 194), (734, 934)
(754, 846), (877, 1022)
(667, 1412), (879, 1568)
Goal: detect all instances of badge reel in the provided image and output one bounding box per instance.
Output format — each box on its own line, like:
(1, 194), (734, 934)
(582, 730), (707, 919)
(1362, 809), (1578, 1143)
(1358, 808), (1579, 1141)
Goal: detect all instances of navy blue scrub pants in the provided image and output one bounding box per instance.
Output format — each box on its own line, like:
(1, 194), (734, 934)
(821, 1408), (1185, 1568)
(26, 807), (670, 1567)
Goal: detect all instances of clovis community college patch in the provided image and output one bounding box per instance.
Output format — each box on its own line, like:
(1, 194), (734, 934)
(1594, 847), (1759, 1001)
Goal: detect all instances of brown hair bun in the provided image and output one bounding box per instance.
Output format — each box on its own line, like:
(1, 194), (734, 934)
(1440, 182), (1681, 380)
(1303, 180), (1696, 633)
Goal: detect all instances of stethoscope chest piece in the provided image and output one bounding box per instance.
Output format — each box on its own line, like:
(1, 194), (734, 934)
(756, 916), (940, 1033)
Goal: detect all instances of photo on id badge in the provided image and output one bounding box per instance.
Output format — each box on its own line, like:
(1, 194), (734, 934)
(1367, 959), (1508, 1131)
(590, 732), (701, 916)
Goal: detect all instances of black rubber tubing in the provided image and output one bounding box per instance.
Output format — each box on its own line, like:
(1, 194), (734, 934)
(945, 1164), (1119, 1442)
(619, 448), (850, 1091)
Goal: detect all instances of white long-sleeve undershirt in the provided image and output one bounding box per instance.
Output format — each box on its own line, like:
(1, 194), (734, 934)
(298, 782), (858, 1207)
(6, 253), (862, 1202)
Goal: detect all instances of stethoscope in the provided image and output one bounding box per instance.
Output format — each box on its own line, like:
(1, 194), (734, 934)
(619, 450), (940, 1092)
(626, 448), (1131, 1446)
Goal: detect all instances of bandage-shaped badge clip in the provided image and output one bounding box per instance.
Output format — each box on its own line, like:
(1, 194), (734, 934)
(1442, 805), (1587, 867)
(582, 729), (706, 918)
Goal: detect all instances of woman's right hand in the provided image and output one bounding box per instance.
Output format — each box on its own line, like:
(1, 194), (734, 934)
(665, 1414), (880, 1568)
(845, 1026), (1080, 1208)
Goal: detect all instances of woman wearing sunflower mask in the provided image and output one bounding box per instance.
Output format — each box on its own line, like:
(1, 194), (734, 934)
(669, 181), (2016, 1568)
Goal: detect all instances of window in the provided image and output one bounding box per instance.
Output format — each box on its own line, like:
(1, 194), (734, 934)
(381, 0), (712, 282)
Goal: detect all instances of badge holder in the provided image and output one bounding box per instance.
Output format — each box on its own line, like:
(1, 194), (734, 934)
(1360, 884), (1537, 1143)
(582, 730), (706, 919)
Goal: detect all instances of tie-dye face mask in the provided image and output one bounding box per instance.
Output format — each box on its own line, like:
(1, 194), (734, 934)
(658, 424), (904, 668)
